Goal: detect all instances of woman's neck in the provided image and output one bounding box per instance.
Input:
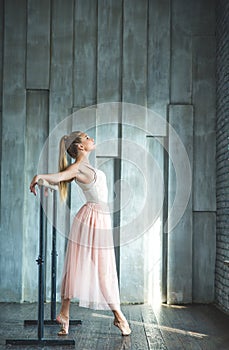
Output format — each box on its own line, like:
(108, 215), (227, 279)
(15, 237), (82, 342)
(77, 153), (90, 164)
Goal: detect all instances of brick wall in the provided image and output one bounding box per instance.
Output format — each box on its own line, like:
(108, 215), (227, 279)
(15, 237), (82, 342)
(215, 0), (229, 313)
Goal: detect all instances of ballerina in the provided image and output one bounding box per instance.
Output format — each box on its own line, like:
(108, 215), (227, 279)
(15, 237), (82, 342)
(30, 131), (131, 336)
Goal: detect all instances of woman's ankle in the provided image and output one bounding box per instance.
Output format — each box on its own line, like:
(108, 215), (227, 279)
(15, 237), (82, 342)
(58, 312), (69, 319)
(60, 298), (70, 319)
(113, 310), (126, 323)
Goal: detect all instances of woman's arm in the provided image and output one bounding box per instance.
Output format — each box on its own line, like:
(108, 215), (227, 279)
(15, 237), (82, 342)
(30, 162), (79, 196)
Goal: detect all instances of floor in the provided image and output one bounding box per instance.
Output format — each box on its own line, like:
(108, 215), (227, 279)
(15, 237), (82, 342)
(0, 302), (229, 349)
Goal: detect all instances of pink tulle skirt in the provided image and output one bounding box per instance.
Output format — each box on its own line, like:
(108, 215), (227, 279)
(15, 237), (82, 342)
(60, 202), (120, 310)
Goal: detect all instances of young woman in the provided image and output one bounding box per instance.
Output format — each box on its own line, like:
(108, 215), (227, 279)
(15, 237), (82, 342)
(30, 131), (131, 336)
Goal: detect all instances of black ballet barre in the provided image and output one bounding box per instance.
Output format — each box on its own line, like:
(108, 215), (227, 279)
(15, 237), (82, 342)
(6, 179), (80, 346)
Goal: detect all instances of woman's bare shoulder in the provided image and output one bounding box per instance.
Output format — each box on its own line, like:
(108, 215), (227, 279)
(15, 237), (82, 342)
(75, 162), (96, 184)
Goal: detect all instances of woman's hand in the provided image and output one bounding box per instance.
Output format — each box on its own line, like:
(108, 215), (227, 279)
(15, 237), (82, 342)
(30, 175), (39, 196)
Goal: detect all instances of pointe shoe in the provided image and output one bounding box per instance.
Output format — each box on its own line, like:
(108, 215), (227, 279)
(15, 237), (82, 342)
(56, 313), (69, 336)
(114, 318), (131, 336)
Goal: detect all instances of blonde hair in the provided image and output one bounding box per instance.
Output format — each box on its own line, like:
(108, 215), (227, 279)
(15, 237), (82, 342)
(58, 131), (82, 201)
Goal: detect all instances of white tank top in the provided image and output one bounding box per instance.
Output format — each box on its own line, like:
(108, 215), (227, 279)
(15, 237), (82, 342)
(75, 168), (108, 204)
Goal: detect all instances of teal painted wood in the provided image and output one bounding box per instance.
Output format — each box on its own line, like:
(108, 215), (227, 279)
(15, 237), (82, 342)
(50, 0), (74, 126)
(147, 0), (170, 124)
(193, 37), (216, 134)
(26, 0), (51, 89)
(97, 0), (122, 103)
(193, 132), (216, 211)
(1, 0), (27, 301)
(0, 0), (3, 112)
(120, 213), (145, 304)
(23, 90), (49, 301)
(96, 103), (120, 158)
(0, 0), (3, 219)
(74, 0), (97, 108)
(122, 0), (148, 106)
(193, 212), (216, 303)
(167, 105), (193, 304)
(120, 111), (148, 304)
(49, 0), (74, 166)
(146, 136), (165, 305)
(170, 0), (192, 103)
(192, 0), (215, 36)
(193, 36), (216, 211)
(48, 0), (74, 300)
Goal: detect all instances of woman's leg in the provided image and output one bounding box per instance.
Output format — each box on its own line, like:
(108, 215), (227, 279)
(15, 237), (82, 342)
(59, 298), (71, 318)
(56, 298), (71, 336)
(111, 308), (131, 336)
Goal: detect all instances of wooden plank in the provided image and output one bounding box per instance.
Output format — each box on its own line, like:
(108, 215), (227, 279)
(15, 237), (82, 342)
(50, 0), (74, 124)
(193, 212), (216, 303)
(141, 305), (167, 349)
(167, 105), (193, 304)
(126, 305), (150, 349)
(159, 305), (203, 350)
(171, 308), (202, 350)
(145, 137), (165, 305)
(96, 0), (122, 156)
(153, 305), (184, 349)
(23, 90), (49, 301)
(193, 36), (216, 211)
(0, 0), (4, 218)
(193, 132), (216, 211)
(48, 0), (74, 300)
(74, 0), (97, 108)
(122, 0), (148, 105)
(0, 0), (3, 110)
(170, 0), (192, 103)
(26, 0), (50, 89)
(187, 304), (229, 349)
(95, 103), (120, 158)
(191, 0), (215, 36)
(1, 0), (26, 301)
(192, 36), (215, 134)
(97, 0), (122, 103)
(119, 118), (147, 303)
(147, 0), (170, 126)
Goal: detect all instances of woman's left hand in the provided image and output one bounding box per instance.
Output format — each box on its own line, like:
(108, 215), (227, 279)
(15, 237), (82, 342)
(30, 175), (39, 196)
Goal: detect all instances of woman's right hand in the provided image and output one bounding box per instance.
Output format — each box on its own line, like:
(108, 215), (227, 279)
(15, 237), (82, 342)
(30, 175), (39, 196)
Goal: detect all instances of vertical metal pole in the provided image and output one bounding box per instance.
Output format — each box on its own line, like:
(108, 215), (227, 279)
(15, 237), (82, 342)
(37, 188), (45, 340)
(51, 190), (57, 320)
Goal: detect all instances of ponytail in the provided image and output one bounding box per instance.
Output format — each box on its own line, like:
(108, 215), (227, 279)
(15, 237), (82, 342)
(58, 131), (82, 202)
(58, 135), (68, 202)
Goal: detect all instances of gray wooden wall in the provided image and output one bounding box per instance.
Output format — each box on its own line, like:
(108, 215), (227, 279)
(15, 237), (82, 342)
(0, 0), (216, 304)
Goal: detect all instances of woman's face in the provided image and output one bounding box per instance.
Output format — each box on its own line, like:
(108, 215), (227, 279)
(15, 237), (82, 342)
(80, 133), (96, 152)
